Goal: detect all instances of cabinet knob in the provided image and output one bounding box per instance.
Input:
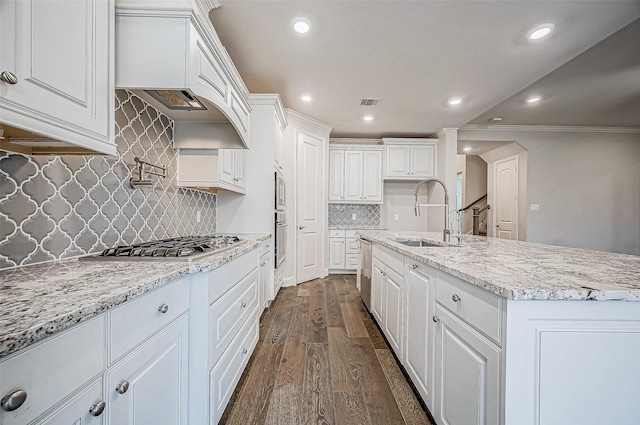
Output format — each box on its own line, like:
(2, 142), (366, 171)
(0, 71), (18, 85)
(116, 380), (130, 394)
(411, 264), (418, 269)
(89, 400), (106, 416)
(452, 294), (461, 303)
(298, 226), (306, 230)
(158, 303), (169, 313)
(242, 347), (248, 355)
(1, 389), (27, 412)
(241, 301), (247, 308)
(432, 315), (439, 323)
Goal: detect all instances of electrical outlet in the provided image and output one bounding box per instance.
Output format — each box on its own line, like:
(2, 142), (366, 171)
(351, 213), (357, 220)
(197, 211), (201, 222)
(530, 204), (540, 211)
(394, 214), (399, 221)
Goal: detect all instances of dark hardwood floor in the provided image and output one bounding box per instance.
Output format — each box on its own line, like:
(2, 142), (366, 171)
(219, 274), (434, 425)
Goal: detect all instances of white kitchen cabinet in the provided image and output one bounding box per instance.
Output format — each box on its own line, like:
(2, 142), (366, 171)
(434, 304), (501, 425)
(329, 146), (383, 203)
(383, 138), (437, 180)
(329, 237), (346, 269)
(258, 240), (272, 311)
(177, 148), (246, 194)
(371, 256), (385, 324)
(404, 262), (436, 407)
(0, 0), (115, 155)
(329, 229), (359, 272)
(0, 316), (106, 425)
(107, 314), (189, 425)
(35, 379), (104, 425)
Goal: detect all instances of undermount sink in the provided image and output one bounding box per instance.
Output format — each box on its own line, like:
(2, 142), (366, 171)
(395, 239), (448, 247)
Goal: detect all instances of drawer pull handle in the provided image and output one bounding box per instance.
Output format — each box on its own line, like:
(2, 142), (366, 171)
(89, 400), (106, 416)
(158, 304), (169, 313)
(241, 302), (247, 308)
(1, 389), (27, 412)
(0, 71), (18, 85)
(452, 294), (461, 303)
(116, 380), (130, 394)
(432, 315), (439, 323)
(411, 264), (418, 269)
(242, 348), (248, 355)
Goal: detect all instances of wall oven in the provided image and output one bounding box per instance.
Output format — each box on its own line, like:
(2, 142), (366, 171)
(275, 170), (285, 211)
(275, 211), (286, 268)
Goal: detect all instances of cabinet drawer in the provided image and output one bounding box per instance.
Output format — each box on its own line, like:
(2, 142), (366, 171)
(346, 253), (359, 270)
(345, 230), (358, 238)
(346, 237), (359, 254)
(109, 277), (190, 362)
(259, 239), (270, 256)
(210, 307), (259, 424)
(0, 316), (105, 425)
(435, 272), (503, 345)
(35, 379), (104, 425)
(329, 229), (346, 238)
(209, 268), (259, 368)
(210, 249), (259, 304)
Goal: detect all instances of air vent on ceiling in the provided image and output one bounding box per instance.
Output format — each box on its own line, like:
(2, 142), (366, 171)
(360, 98), (382, 107)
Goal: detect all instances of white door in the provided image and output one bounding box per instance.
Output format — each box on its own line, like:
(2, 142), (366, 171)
(494, 156), (518, 240)
(328, 150), (345, 201)
(296, 132), (324, 283)
(344, 150), (363, 201)
(362, 150), (383, 202)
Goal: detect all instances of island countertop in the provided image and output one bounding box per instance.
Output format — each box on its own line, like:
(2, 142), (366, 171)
(359, 230), (640, 302)
(0, 233), (270, 359)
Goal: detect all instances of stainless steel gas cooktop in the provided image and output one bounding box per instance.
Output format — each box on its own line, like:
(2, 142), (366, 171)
(80, 235), (243, 262)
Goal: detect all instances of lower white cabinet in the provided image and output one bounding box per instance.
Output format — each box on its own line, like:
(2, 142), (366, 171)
(258, 240), (272, 311)
(0, 316), (106, 425)
(36, 379), (104, 425)
(106, 314), (189, 425)
(433, 305), (501, 425)
(329, 237), (346, 269)
(404, 262), (436, 407)
(328, 229), (359, 272)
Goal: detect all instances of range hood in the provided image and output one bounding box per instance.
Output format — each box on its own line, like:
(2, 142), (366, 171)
(115, 0), (251, 149)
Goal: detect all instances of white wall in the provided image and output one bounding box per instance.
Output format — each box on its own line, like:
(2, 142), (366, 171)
(460, 126), (640, 255)
(381, 181), (430, 231)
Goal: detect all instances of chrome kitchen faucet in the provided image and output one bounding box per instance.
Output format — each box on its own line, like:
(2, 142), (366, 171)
(414, 178), (451, 243)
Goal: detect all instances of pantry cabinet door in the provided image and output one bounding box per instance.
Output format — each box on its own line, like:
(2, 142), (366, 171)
(344, 150), (364, 201)
(362, 150), (383, 202)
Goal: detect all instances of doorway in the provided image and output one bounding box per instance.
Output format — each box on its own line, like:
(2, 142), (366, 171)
(494, 156), (519, 240)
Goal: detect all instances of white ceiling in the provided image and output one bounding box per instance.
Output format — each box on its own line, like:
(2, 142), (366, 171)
(209, 1), (640, 138)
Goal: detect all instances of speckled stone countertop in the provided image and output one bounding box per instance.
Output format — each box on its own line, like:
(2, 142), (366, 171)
(0, 233), (270, 359)
(359, 230), (640, 302)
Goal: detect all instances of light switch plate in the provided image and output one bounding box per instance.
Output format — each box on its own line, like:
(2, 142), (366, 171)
(530, 204), (540, 211)
(394, 214), (399, 221)
(352, 213), (357, 220)
(197, 211), (201, 222)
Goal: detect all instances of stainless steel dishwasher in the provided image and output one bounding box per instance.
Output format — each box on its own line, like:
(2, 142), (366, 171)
(357, 238), (372, 311)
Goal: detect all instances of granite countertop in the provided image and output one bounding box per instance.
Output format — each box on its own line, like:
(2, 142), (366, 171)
(0, 233), (270, 359)
(359, 230), (640, 302)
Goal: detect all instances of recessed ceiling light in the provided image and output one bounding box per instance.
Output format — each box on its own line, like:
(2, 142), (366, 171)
(293, 17), (311, 34)
(448, 98), (463, 106)
(528, 23), (555, 40)
(463, 147), (472, 152)
(527, 96), (542, 103)
(301, 95), (312, 102)
(363, 115), (374, 121)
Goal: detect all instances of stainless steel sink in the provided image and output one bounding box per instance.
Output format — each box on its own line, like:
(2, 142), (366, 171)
(395, 239), (447, 247)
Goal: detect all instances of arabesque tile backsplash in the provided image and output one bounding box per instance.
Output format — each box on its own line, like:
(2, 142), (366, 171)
(0, 90), (217, 270)
(328, 204), (381, 227)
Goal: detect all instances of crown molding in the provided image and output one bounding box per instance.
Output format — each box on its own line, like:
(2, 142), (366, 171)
(284, 109), (333, 133)
(330, 138), (382, 145)
(460, 124), (640, 134)
(248, 94), (287, 127)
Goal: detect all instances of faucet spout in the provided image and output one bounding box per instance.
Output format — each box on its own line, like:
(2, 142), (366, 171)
(413, 178), (451, 242)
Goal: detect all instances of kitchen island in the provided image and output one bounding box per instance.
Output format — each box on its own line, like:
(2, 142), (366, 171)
(0, 233), (270, 425)
(358, 230), (640, 425)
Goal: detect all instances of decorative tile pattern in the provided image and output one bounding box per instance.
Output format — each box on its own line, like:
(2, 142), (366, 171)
(0, 90), (217, 269)
(328, 204), (380, 227)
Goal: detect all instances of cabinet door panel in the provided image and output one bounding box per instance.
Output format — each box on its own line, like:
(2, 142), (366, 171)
(36, 379), (104, 425)
(385, 146), (410, 177)
(405, 264), (435, 407)
(344, 151), (363, 201)
(411, 145), (435, 177)
(362, 150), (382, 202)
(329, 150), (345, 201)
(435, 306), (500, 425)
(371, 258), (385, 323)
(107, 315), (189, 425)
(329, 238), (346, 269)
(219, 149), (235, 184)
(234, 149), (246, 188)
(383, 267), (403, 356)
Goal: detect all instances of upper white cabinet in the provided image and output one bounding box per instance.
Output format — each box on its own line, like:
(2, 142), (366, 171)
(176, 148), (246, 194)
(329, 146), (383, 203)
(0, 0), (115, 155)
(383, 138), (437, 180)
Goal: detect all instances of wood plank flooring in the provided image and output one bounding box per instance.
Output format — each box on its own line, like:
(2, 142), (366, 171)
(219, 274), (434, 425)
